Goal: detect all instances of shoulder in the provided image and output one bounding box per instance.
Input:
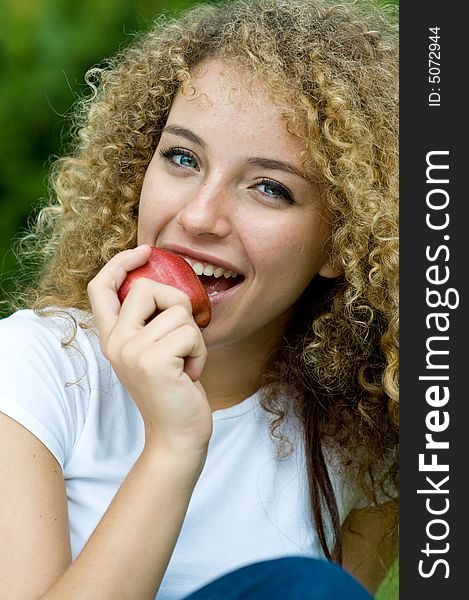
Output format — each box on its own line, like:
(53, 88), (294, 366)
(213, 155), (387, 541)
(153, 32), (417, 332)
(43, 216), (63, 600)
(0, 306), (95, 340)
(0, 307), (101, 369)
(0, 308), (113, 466)
(0, 307), (117, 403)
(1, 307), (90, 341)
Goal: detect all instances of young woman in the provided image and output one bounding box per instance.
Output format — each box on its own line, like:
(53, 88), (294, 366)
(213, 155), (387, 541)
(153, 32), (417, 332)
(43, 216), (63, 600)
(0, 0), (399, 598)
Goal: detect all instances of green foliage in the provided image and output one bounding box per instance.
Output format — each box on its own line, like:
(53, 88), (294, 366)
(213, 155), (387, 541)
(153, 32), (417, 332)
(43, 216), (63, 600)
(376, 559), (399, 599)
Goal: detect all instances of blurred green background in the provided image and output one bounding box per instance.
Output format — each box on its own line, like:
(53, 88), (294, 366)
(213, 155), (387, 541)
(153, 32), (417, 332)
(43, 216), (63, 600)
(0, 1), (398, 595)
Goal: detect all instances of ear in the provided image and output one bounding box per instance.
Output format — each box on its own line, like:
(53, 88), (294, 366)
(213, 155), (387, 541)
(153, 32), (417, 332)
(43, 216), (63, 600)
(318, 255), (343, 279)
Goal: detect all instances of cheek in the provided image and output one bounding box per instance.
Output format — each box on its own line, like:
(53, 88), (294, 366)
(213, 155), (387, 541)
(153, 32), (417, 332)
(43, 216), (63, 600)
(251, 218), (327, 285)
(137, 173), (180, 240)
(137, 194), (160, 242)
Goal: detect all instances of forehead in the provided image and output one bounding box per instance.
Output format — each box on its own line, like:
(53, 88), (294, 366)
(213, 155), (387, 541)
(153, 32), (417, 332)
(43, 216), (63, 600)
(167, 60), (305, 157)
(185, 60), (271, 109)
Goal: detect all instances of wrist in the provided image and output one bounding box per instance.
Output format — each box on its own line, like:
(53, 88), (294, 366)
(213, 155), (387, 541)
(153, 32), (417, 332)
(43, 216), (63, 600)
(139, 442), (208, 482)
(143, 422), (212, 461)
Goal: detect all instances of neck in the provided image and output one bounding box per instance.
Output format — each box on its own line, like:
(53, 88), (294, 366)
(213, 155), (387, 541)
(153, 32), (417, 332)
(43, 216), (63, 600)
(200, 306), (297, 412)
(201, 347), (264, 412)
(201, 328), (284, 412)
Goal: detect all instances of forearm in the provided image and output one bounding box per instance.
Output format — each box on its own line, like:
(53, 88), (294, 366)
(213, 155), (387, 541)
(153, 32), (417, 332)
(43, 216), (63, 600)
(40, 448), (206, 600)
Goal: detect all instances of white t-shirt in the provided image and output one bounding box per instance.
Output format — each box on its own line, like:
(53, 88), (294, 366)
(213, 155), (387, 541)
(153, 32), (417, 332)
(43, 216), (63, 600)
(0, 309), (362, 599)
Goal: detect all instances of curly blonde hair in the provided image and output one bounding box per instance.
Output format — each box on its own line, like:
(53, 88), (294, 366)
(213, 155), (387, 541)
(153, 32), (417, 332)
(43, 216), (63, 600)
(14, 0), (399, 562)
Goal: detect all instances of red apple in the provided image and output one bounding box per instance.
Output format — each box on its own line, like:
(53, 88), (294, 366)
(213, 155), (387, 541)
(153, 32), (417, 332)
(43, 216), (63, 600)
(117, 247), (211, 328)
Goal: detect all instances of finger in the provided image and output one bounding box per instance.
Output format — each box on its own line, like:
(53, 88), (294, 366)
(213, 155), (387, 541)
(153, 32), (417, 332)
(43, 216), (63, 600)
(133, 303), (197, 344)
(87, 245), (152, 338)
(117, 278), (193, 329)
(156, 324), (207, 382)
(184, 354), (207, 383)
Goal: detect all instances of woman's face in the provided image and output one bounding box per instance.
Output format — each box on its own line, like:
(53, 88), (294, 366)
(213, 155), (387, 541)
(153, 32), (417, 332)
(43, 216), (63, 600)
(138, 60), (339, 351)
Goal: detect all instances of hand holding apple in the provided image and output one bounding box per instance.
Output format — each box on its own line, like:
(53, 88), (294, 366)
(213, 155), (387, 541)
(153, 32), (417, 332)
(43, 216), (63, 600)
(117, 247), (211, 328)
(88, 245), (212, 455)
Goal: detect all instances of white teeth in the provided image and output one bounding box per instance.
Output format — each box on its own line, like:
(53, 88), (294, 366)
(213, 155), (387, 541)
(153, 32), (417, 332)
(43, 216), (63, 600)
(192, 262), (204, 276)
(181, 255), (239, 279)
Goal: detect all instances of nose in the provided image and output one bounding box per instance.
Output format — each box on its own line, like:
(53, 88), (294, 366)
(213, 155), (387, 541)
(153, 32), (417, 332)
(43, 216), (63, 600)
(176, 180), (232, 238)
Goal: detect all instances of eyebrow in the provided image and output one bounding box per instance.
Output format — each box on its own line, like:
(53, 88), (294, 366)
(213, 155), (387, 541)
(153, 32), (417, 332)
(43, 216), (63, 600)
(161, 125), (206, 150)
(245, 157), (307, 181)
(161, 124), (308, 181)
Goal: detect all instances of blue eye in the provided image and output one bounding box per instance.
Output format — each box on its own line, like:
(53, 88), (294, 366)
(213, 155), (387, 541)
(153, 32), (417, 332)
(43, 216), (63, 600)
(256, 179), (294, 204)
(175, 153), (198, 168)
(159, 147), (199, 170)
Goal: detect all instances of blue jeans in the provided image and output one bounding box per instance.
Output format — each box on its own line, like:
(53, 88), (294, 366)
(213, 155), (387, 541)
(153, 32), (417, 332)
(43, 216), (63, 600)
(184, 556), (374, 599)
